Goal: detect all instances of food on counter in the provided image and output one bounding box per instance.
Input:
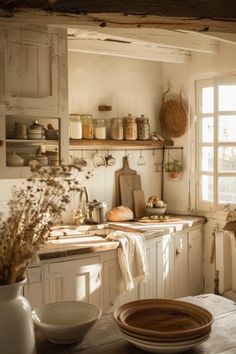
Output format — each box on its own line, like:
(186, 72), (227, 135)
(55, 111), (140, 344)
(146, 196), (167, 208)
(141, 215), (170, 221)
(107, 205), (134, 221)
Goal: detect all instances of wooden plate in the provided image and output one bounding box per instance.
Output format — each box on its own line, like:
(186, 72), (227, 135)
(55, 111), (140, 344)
(119, 326), (212, 344)
(114, 299), (213, 341)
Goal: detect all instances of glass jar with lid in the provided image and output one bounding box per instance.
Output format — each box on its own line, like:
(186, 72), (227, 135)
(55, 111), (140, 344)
(136, 114), (150, 140)
(123, 114), (137, 140)
(69, 114), (82, 139)
(81, 114), (94, 139)
(110, 117), (123, 140)
(94, 119), (106, 140)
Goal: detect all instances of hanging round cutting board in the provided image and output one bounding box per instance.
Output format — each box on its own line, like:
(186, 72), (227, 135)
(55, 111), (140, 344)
(160, 90), (188, 138)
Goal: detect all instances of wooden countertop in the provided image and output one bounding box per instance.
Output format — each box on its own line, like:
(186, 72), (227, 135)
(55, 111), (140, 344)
(38, 215), (206, 260)
(35, 294), (236, 354)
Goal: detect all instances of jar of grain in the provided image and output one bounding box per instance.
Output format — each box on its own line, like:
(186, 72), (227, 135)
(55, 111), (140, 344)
(94, 119), (106, 139)
(124, 114), (137, 140)
(81, 115), (94, 139)
(136, 114), (150, 140)
(69, 114), (82, 139)
(110, 118), (123, 140)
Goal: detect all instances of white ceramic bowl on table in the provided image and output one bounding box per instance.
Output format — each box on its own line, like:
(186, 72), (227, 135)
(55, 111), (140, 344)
(32, 301), (101, 344)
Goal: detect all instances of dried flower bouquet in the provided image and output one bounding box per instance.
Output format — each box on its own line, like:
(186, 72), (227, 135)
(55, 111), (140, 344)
(0, 164), (86, 285)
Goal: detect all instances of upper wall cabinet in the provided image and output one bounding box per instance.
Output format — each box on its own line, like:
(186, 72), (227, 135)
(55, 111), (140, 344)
(1, 25), (67, 116)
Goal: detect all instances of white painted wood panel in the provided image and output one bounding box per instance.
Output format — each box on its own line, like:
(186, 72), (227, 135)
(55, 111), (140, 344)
(174, 232), (189, 298)
(188, 227), (204, 295)
(45, 257), (102, 308)
(4, 26), (60, 112)
(156, 235), (175, 299)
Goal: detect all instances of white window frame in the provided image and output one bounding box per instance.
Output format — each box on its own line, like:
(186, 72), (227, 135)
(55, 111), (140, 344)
(196, 76), (236, 211)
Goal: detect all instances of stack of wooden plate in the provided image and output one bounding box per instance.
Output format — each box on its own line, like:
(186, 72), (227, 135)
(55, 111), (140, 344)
(114, 299), (213, 353)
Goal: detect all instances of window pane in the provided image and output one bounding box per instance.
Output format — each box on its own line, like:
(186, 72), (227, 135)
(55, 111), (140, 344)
(202, 117), (214, 142)
(202, 87), (214, 113)
(201, 175), (213, 202)
(218, 85), (236, 111)
(201, 147), (214, 171)
(219, 147), (236, 172)
(219, 116), (236, 142)
(219, 177), (236, 203)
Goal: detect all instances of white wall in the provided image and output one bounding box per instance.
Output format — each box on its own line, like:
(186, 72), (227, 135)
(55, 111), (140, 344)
(161, 41), (236, 293)
(66, 52), (164, 221)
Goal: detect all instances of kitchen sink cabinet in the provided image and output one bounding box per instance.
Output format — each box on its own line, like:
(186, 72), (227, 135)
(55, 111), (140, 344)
(24, 224), (204, 312)
(43, 256), (102, 309)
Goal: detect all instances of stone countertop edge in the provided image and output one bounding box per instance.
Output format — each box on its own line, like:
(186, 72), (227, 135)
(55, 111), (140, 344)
(38, 216), (206, 260)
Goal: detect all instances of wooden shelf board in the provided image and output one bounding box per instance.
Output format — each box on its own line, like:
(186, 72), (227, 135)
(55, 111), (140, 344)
(6, 139), (59, 145)
(69, 139), (173, 150)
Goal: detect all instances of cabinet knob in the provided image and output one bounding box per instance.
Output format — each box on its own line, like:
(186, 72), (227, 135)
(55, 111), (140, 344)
(176, 249), (181, 256)
(189, 244), (193, 249)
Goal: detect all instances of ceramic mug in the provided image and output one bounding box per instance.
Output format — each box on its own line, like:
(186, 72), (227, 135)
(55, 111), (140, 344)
(106, 154), (116, 166)
(93, 153), (106, 168)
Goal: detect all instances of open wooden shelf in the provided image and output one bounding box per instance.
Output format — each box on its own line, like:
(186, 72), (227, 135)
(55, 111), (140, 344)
(69, 139), (174, 151)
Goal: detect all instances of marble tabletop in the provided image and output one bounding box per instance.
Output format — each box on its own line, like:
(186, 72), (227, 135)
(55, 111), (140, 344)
(36, 294), (236, 354)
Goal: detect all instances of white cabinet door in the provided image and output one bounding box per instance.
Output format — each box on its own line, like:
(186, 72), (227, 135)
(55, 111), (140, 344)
(44, 257), (102, 309)
(174, 231), (189, 298)
(4, 26), (66, 114)
(139, 239), (156, 300)
(156, 235), (175, 299)
(24, 266), (44, 309)
(102, 258), (138, 313)
(188, 227), (204, 295)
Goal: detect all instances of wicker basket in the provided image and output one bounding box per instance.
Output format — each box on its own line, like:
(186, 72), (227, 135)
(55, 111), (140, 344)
(160, 91), (188, 138)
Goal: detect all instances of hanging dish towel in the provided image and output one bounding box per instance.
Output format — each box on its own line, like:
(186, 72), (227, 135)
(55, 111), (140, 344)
(106, 231), (149, 291)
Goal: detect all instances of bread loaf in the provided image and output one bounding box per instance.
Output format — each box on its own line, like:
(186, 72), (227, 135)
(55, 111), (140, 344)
(107, 205), (134, 222)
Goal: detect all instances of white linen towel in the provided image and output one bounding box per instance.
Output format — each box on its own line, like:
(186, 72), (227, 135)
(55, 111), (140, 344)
(106, 231), (149, 291)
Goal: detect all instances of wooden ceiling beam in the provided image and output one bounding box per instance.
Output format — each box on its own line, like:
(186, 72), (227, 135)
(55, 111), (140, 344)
(68, 28), (219, 53)
(68, 38), (190, 63)
(0, 10), (236, 33)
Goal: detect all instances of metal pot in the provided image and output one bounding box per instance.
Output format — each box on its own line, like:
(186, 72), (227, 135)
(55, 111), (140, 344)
(85, 200), (107, 224)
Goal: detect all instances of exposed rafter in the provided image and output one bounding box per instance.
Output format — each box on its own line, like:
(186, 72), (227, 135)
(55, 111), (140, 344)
(68, 38), (190, 63)
(68, 28), (219, 53)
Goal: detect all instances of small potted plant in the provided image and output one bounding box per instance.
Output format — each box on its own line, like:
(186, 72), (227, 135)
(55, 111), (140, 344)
(164, 159), (184, 179)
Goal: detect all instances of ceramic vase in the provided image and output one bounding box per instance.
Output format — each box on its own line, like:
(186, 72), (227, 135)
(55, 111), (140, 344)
(0, 278), (37, 354)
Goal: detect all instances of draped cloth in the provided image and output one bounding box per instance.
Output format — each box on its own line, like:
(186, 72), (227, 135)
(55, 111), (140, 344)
(106, 231), (149, 291)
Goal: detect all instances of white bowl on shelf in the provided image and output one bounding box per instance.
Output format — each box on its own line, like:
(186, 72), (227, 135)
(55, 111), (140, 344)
(144, 207), (167, 216)
(32, 301), (101, 344)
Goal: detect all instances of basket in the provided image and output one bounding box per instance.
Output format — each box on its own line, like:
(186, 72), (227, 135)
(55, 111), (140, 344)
(160, 90), (188, 138)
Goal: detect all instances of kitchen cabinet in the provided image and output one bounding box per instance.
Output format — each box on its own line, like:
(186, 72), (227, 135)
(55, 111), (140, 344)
(24, 224), (204, 312)
(43, 256), (102, 309)
(0, 24), (69, 178)
(3, 25), (67, 115)
(0, 114), (70, 179)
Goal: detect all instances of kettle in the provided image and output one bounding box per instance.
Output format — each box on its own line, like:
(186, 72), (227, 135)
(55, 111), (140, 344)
(85, 200), (107, 224)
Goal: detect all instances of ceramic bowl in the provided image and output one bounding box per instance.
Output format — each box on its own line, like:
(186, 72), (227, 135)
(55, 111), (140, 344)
(32, 301), (101, 344)
(45, 129), (59, 140)
(144, 207), (167, 216)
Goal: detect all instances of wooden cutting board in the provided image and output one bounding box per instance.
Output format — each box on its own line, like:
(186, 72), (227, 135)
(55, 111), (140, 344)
(115, 156), (137, 205)
(133, 190), (145, 218)
(137, 218), (182, 224)
(119, 174), (141, 212)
